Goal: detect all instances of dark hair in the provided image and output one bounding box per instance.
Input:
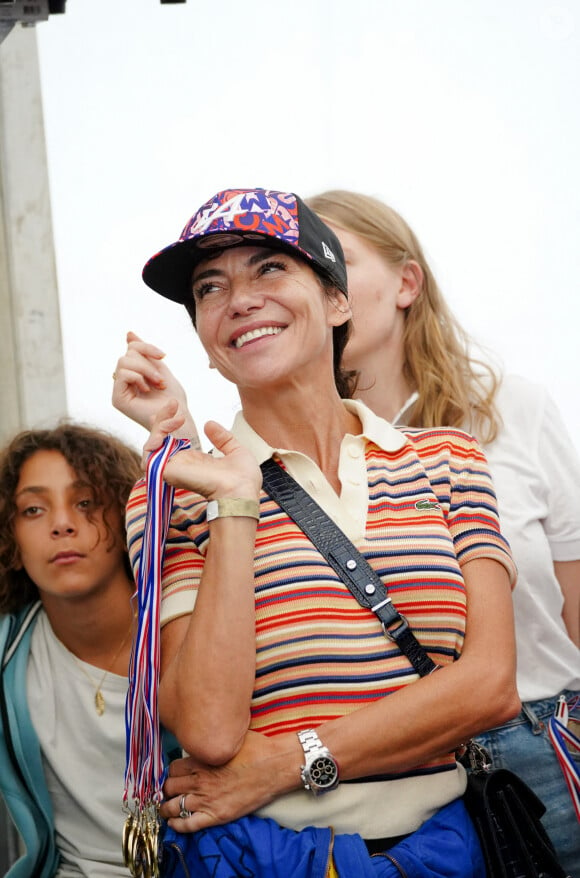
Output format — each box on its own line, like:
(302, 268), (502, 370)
(0, 422), (141, 613)
(183, 261), (358, 399)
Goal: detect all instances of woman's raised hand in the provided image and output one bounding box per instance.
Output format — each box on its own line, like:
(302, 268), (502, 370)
(143, 400), (261, 502)
(112, 331), (202, 448)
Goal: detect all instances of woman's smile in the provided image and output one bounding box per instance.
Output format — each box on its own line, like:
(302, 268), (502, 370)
(232, 324), (285, 350)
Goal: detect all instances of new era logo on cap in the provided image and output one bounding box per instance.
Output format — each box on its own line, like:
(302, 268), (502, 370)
(322, 241), (336, 263)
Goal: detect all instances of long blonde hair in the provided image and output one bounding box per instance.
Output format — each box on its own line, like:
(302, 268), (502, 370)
(306, 190), (501, 444)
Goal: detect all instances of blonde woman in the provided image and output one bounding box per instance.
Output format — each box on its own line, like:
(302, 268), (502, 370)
(305, 190), (580, 873)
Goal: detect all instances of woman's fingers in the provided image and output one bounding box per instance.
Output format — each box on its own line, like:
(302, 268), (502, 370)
(114, 350), (166, 392)
(112, 352), (166, 422)
(112, 333), (196, 434)
(203, 420), (239, 454)
(125, 329), (166, 360)
(163, 792), (218, 833)
(141, 399), (185, 465)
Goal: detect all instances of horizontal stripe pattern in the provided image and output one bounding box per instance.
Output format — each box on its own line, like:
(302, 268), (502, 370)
(126, 426), (515, 781)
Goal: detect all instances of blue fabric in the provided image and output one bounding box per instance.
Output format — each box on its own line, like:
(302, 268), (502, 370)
(0, 603), (59, 878)
(475, 690), (580, 878)
(160, 797), (485, 878)
(367, 798), (486, 877)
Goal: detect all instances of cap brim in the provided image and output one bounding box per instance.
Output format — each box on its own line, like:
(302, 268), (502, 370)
(142, 232), (319, 305)
(142, 239), (201, 304)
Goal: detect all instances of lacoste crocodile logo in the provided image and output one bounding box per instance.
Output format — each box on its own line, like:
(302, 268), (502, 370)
(415, 499), (441, 510)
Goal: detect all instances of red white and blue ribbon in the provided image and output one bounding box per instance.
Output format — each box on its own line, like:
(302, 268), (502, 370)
(122, 435), (190, 874)
(548, 694), (580, 822)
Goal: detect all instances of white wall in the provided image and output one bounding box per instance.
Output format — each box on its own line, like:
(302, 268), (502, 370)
(36, 0), (580, 452)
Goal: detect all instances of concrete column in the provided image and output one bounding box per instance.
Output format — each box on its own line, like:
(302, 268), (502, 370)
(0, 23), (67, 445)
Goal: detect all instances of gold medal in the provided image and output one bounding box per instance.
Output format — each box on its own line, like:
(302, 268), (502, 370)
(144, 817), (160, 878)
(122, 806), (159, 877)
(122, 812), (136, 870)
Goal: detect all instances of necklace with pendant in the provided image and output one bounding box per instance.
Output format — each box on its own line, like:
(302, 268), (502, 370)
(74, 623), (133, 716)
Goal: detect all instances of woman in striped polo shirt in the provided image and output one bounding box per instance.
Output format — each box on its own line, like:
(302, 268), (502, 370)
(124, 188), (519, 876)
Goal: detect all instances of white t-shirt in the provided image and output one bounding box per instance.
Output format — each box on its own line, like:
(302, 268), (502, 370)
(485, 375), (580, 701)
(397, 374), (580, 701)
(27, 611), (129, 877)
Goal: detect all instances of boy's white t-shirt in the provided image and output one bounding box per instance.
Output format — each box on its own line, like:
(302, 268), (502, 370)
(27, 610), (129, 877)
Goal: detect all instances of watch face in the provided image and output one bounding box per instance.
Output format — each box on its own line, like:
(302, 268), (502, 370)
(310, 755), (338, 789)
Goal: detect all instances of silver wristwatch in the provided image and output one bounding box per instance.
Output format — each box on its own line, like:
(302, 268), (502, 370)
(297, 728), (339, 796)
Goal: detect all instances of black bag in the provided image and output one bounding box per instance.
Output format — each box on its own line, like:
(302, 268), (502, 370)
(261, 459), (571, 878)
(462, 756), (569, 878)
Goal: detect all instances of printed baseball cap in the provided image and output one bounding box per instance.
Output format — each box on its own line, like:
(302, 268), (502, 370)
(142, 188), (348, 304)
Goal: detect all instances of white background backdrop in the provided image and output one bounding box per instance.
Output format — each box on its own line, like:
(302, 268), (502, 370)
(35, 0), (580, 452)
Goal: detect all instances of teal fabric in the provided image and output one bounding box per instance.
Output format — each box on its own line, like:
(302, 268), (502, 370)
(0, 603), (180, 878)
(0, 602), (59, 878)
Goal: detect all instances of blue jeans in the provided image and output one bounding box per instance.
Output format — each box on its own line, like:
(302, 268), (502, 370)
(475, 689), (580, 878)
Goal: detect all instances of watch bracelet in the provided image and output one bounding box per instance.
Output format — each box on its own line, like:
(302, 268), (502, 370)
(297, 728), (339, 794)
(206, 498), (260, 521)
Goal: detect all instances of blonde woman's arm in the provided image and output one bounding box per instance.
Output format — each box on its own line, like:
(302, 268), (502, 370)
(554, 559), (580, 647)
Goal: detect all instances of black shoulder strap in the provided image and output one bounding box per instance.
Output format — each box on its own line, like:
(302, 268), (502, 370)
(260, 459), (437, 678)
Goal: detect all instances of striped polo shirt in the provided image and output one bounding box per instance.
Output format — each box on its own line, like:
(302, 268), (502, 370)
(126, 399), (516, 837)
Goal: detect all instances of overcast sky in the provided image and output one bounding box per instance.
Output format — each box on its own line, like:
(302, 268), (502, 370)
(34, 0), (580, 452)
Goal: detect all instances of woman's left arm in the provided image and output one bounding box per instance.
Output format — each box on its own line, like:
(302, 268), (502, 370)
(295, 556), (520, 780)
(536, 388), (580, 643)
(554, 559), (580, 647)
(163, 555), (520, 829)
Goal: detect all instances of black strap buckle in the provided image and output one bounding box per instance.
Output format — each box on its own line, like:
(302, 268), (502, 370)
(381, 614), (409, 642)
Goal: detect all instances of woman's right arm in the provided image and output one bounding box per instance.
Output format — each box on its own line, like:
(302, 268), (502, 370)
(131, 404), (262, 764)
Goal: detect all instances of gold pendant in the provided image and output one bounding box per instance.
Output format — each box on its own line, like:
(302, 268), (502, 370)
(95, 689), (105, 716)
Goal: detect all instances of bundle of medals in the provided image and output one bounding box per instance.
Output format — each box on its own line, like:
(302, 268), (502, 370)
(122, 805), (160, 877)
(122, 436), (190, 877)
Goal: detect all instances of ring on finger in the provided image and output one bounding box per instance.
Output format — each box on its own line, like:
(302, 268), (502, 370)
(112, 372), (118, 381)
(179, 794), (194, 819)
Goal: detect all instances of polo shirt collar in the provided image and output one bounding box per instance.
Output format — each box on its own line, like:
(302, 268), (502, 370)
(230, 399), (406, 465)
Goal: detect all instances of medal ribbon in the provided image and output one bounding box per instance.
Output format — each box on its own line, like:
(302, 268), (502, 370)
(123, 435), (191, 875)
(548, 694), (580, 821)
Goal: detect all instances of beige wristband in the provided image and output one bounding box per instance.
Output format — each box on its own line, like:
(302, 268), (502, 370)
(206, 498), (260, 522)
